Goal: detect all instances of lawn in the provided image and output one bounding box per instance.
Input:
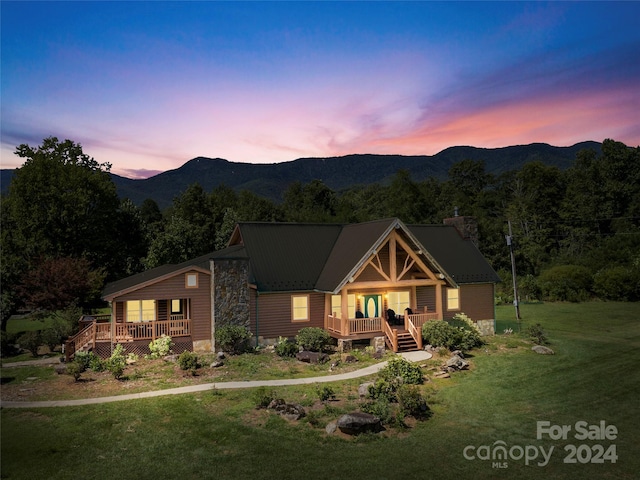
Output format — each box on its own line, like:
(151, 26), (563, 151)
(1, 302), (639, 480)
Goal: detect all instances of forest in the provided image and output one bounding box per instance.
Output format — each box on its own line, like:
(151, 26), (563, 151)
(1, 137), (639, 333)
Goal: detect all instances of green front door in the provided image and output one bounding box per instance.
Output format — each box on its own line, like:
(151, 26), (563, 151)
(363, 295), (381, 318)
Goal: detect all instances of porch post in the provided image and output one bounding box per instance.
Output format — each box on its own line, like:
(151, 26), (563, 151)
(435, 283), (443, 320)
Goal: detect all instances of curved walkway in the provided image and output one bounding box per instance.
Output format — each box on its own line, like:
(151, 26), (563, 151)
(0, 351), (431, 409)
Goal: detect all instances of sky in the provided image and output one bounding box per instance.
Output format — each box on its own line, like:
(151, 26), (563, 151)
(1, 1), (639, 179)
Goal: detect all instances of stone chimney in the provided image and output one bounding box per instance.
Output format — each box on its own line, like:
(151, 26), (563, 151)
(443, 207), (479, 247)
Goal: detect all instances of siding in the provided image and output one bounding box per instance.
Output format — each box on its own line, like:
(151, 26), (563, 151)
(416, 286), (436, 312)
(112, 270), (212, 342)
(254, 291), (325, 339)
(442, 283), (495, 321)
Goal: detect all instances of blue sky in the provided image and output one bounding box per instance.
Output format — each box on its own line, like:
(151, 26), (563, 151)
(2, 1), (639, 178)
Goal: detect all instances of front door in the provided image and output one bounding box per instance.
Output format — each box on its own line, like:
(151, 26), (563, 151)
(363, 295), (381, 318)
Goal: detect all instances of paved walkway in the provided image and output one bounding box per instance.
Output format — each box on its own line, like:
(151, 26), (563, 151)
(0, 351), (432, 409)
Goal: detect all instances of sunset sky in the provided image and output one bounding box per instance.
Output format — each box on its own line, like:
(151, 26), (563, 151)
(2, 1), (639, 179)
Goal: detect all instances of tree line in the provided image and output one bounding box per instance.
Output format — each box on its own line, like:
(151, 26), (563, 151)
(2, 137), (639, 333)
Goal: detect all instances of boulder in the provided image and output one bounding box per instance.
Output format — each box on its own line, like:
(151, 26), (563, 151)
(325, 421), (338, 435)
(268, 398), (306, 421)
(217, 351), (226, 360)
(210, 360), (224, 368)
(54, 364), (67, 375)
(445, 354), (469, 371)
(296, 351), (329, 364)
(358, 381), (374, 398)
(163, 354), (179, 363)
(336, 412), (382, 435)
(532, 345), (555, 355)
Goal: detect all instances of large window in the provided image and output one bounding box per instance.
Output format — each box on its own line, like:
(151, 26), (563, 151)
(331, 294), (356, 318)
(126, 300), (156, 322)
(447, 288), (460, 310)
(387, 291), (410, 314)
(292, 295), (309, 322)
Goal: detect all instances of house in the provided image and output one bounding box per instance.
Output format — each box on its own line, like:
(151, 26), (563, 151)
(66, 217), (500, 359)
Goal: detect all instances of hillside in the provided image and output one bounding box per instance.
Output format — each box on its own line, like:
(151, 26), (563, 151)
(2, 141), (601, 208)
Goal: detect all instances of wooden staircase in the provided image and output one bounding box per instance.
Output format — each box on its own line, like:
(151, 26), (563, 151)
(396, 330), (419, 352)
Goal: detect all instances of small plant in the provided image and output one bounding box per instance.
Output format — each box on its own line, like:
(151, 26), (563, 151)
(178, 351), (199, 375)
(126, 353), (139, 364)
(360, 398), (393, 424)
(295, 327), (331, 352)
(148, 335), (173, 358)
(503, 328), (513, 335)
(274, 336), (298, 358)
(66, 360), (86, 382)
(215, 325), (252, 355)
(316, 384), (336, 402)
(396, 384), (431, 420)
(252, 386), (276, 409)
(105, 344), (126, 379)
(527, 323), (549, 345)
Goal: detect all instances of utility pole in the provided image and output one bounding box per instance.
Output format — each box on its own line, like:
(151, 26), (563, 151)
(506, 220), (521, 321)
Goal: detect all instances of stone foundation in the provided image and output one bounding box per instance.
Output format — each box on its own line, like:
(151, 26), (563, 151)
(371, 336), (386, 353)
(193, 339), (212, 353)
(476, 319), (495, 336)
(337, 339), (352, 353)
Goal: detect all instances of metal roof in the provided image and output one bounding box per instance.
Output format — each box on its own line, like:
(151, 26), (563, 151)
(102, 219), (499, 299)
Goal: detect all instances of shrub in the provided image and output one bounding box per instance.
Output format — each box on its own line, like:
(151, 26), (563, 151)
(380, 357), (424, 385)
(316, 385), (336, 402)
(368, 378), (398, 403)
(215, 325), (252, 355)
(593, 266), (640, 301)
(148, 334), (173, 358)
(74, 351), (95, 371)
(178, 351), (199, 375)
(105, 344), (126, 379)
(538, 265), (592, 302)
(66, 360), (85, 381)
(274, 336), (298, 358)
(360, 398), (392, 424)
(396, 384), (431, 420)
(422, 321), (457, 349)
(89, 353), (105, 372)
(18, 331), (42, 357)
(295, 327), (331, 352)
(527, 323), (548, 345)
(252, 386), (276, 409)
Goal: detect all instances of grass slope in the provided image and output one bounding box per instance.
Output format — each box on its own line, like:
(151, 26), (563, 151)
(1, 302), (638, 480)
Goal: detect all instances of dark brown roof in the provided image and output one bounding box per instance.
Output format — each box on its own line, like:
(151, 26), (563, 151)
(103, 219), (499, 299)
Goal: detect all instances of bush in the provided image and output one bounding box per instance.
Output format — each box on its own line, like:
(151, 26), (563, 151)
(295, 327), (331, 352)
(422, 317), (483, 352)
(527, 323), (548, 345)
(105, 344), (126, 379)
(215, 325), (252, 355)
(1, 331), (19, 357)
(148, 334), (173, 358)
(178, 351), (199, 375)
(360, 398), (392, 424)
(380, 357), (424, 385)
(275, 336), (298, 358)
(252, 386), (276, 409)
(368, 378), (398, 403)
(316, 385), (336, 402)
(538, 265), (592, 302)
(396, 384), (431, 420)
(66, 361), (85, 381)
(593, 267), (640, 301)
(18, 331), (42, 357)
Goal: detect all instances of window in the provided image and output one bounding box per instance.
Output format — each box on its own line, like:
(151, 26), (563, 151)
(292, 295), (309, 322)
(171, 299), (183, 314)
(186, 273), (198, 288)
(331, 294), (357, 318)
(126, 300), (156, 322)
(447, 288), (460, 310)
(387, 291), (410, 314)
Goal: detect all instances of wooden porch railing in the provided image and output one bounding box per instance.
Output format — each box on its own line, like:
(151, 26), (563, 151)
(65, 319), (192, 361)
(382, 319), (398, 352)
(325, 314), (383, 336)
(405, 316), (423, 350)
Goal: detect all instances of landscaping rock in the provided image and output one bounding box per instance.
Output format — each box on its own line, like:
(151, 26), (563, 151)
(54, 364), (67, 375)
(445, 354), (469, 371)
(267, 398), (306, 421)
(343, 354), (358, 363)
(358, 381), (374, 398)
(336, 412), (382, 435)
(434, 371), (451, 379)
(163, 354), (179, 363)
(532, 345), (555, 355)
(217, 351), (225, 360)
(451, 350), (465, 358)
(210, 360), (224, 368)
(325, 421), (338, 435)
(296, 351), (329, 364)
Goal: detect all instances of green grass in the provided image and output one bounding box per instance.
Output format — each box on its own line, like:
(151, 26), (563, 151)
(5, 315), (56, 335)
(2, 302), (639, 480)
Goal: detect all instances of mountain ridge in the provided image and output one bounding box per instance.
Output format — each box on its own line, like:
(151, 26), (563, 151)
(1, 141), (602, 208)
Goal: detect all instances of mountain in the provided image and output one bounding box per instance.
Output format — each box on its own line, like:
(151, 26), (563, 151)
(2, 141), (602, 208)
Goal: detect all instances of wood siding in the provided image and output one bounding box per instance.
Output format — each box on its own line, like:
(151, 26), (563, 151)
(416, 286), (436, 312)
(441, 283), (495, 321)
(112, 270), (211, 342)
(253, 291), (325, 339)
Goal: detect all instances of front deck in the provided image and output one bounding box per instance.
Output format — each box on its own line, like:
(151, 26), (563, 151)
(65, 316), (193, 361)
(325, 311), (439, 352)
